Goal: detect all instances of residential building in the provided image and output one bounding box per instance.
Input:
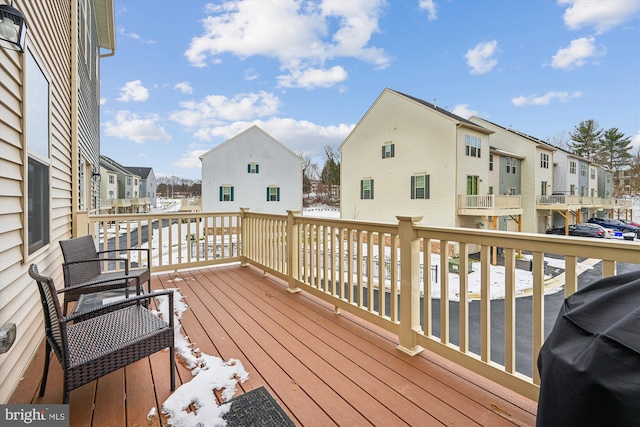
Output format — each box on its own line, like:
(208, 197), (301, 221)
(0, 0), (115, 403)
(340, 88), (524, 231)
(99, 155), (147, 213)
(125, 166), (158, 209)
(200, 125), (303, 214)
(469, 117), (556, 233)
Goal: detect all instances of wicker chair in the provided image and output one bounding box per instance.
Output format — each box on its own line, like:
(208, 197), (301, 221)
(29, 264), (175, 404)
(59, 234), (151, 314)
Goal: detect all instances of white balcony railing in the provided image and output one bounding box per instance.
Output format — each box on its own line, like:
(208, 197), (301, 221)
(78, 209), (640, 402)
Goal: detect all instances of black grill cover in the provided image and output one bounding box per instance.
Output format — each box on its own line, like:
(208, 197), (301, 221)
(536, 270), (640, 426)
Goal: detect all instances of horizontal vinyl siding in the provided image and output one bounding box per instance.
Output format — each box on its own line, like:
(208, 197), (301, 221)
(0, 0), (73, 404)
(341, 89), (458, 226)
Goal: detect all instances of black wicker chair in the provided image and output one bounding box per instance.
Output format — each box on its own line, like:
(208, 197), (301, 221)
(59, 234), (151, 314)
(29, 264), (175, 404)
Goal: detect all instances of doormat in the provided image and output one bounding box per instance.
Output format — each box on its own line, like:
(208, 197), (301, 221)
(223, 386), (296, 427)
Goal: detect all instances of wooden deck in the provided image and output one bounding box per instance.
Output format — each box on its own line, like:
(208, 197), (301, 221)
(10, 263), (537, 426)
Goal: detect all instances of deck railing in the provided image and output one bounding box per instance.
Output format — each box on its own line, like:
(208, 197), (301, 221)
(78, 209), (640, 402)
(458, 194), (521, 209)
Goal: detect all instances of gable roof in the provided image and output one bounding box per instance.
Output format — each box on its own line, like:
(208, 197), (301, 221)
(469, 116), (557, 152)
(199, 125), (303, 163)
(125, 166), (153, 179)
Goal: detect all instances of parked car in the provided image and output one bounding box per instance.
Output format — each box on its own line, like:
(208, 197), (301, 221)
(546, 223), (606, 238)
(588, 217), (639, 240)
(619, 218), (640, 228)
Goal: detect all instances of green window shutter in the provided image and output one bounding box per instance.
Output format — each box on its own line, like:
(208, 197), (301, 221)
(411, 176), (415, 199)
(425, 175), (430, 199)
(277, 187), (280, 201)
(219, 186), (223, 201)
(266, 187), (269, 201)
(391, 144), (395, 157)
(230, 187), (234, 201)
(360, 180), (364, 199)
(370, 179), (374, 199)
(256, 164), (259, 173)
(381, 146), (385, 159)
(248, 164), (251, 173)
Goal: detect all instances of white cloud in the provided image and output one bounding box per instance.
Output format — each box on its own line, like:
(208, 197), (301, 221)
(184, 0), (388, 89)
(464, 40), (498, 75)
(174, 82), (193, 94)
(100, 98), (107, 105)
(117, 80), (150, 102)
(169, 91), (280, 127)
(243, 68), (259, 81)
(277, 65), (348, 89)
(419, 0), (437, 21)
(104, 111), (172, 143)
(451, 104), (478, 119)
(511, 91), (583, 106)
(558, 0), (640, 34)
(632, 131), (640, 151)
(173, 144), (210, 169)
(550, 37), (606, 70)
(117, 26), (156, 44)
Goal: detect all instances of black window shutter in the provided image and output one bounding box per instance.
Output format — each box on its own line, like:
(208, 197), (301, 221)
(219, 186), (222, 201)
(360, 180), (364, 199)
(370, 180), (374, 199)
(230, 187), (234, 201)
(247, 164), (251, 173)
(391, 144), (395, 157)
(381, 146), (385, 159)
(277, 187), (280, 201)
(256, 164), (259, 173)
(411, 176), (415, 199)
(266, 187), (269, 201)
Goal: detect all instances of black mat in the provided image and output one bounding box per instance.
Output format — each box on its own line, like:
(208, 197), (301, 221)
(223, 386), (296, 427)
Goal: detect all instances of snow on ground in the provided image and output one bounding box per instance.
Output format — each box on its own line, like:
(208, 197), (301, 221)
(149, 289), (249, 427)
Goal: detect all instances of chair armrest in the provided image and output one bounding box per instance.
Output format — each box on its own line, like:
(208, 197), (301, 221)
(62, 289), (175, 325)
(98, 247), (150, 259)
(63, 257), (130, 275)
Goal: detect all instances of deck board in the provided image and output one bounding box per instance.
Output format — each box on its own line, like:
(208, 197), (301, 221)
(10, 263), (537, 426)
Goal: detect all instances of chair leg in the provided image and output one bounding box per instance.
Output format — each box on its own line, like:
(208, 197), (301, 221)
(170, 344), (175, 391)
(39, 342), (51, 397)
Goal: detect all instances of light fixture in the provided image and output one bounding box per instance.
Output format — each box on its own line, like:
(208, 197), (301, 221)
(0, 2), (26, 53)
(0, 323), (16, 353)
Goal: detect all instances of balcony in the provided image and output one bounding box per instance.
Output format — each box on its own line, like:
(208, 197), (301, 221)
(537, 195), (633, 211)
(11, 209), (639, 425)
(457, 194), (522, 216)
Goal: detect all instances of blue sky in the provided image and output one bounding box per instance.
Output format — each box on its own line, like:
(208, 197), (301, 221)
(99, 0), (640, 180)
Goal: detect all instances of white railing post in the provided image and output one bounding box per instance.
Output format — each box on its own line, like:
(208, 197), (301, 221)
(287, 210), (302, 293)
(396, 215), (424, 356)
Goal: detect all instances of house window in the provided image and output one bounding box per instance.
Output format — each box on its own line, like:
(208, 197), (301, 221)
(489, 154), (493, 171)
(541, 181), (548, 196)
(248, 163), (259, 173)
(591, 188), (596, 197)
(109, 175), (114, 184)
(606, 173), (611, 183)
(26, 51), (51, 255)
(506, 158), (511, 173)
(511, 159), (517, 174)
(569, 161), (576, 174)
(590, 168), (596, 179)
(581, 164), (587, 177)
(109, 191), (114, 199)
(488, 186), (493, 194)
(382, 143), (394, 159)
(360, 178), (374, 199)
(465, 135), (481, 158)
(134, 179), (138, 186)
(411, 174), (430, 199)
(540, 153), (549, 169)
(219, 185), (234, 201)
(266, 186), (280, 201)
(466, 175), (479, 195)
(127, 177), (132, 185)
(570, 184), (576, 195)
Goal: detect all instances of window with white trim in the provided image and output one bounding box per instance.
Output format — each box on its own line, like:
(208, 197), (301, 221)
(248, 163), (259, 173)
(219, 185), (234, 201)
(382, 143), (394, 159)
(26, 51), (51, 255)
(465, 135), (481, 158)
(360, 178), (374, 199)
(570, 161), (576, 174)
(540, 153), (549, 169)
(590, 168), (596, 179)
(489, 154), (493, 171)
(411, 174), (430, 199)
(109, 175), (114, 184)
(266, 186), (280, 201)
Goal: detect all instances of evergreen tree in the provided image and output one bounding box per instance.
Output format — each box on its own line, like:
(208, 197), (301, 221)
(320, 145), (340, 186)
(596, 127), (633, 170)
(569, 120), (602, 161)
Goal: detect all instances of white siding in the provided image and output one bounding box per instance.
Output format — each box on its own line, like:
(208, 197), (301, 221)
(201, 126), (303, 214)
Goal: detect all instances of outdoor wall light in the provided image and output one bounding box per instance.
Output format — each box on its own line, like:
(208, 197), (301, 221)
(0, 323), (17, 354)
(0, 2), (26, 53)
